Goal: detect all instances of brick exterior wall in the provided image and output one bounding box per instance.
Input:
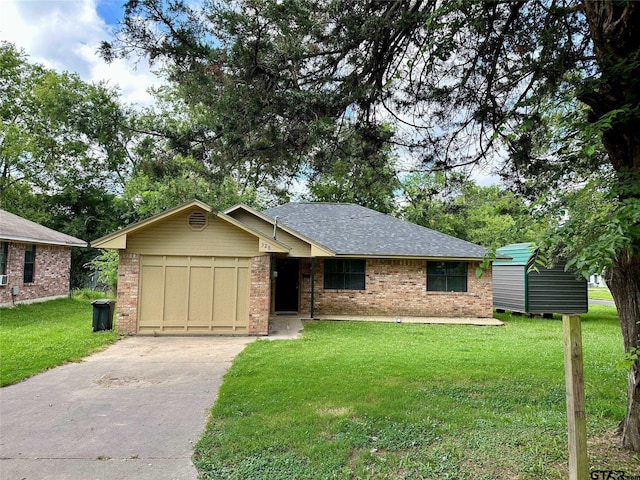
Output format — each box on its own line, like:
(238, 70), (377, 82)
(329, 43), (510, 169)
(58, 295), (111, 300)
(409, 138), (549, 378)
(248, 255), (270, 335)
(0, 242), (71, 307)
(114, 252), (491, 333)
(116, 252), (139, 334)
(299, 258), (493, 318)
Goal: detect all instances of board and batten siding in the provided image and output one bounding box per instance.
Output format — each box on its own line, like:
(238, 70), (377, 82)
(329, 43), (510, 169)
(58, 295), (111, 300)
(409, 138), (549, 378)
(228, 210), (314, 257)
(492, 265), (526, 312)
(527, 264), (588, 314)
(126, 210), (265, 257)
(138, 255), (250, 334)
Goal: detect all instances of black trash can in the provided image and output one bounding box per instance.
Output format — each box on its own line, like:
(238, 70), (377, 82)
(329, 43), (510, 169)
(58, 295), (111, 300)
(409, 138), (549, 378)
(92, 299), (115, 332)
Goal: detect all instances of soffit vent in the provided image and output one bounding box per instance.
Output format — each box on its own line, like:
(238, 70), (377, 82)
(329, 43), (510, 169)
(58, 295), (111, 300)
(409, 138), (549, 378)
(188, 210), (208, 230)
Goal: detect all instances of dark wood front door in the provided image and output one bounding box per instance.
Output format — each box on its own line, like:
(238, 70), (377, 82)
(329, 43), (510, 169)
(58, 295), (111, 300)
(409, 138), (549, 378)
(275, 258), (299, 312)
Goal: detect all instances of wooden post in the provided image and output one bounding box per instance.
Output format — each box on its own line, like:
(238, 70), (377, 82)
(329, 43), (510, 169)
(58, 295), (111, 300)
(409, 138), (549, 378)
(563, 314), (589, 480)
(310, 258), (315, 319)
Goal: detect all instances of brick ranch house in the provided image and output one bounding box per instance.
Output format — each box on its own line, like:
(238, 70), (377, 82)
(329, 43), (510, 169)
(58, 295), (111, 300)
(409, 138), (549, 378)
(0, 209), (87, 307)
(92, 200), (502, 336)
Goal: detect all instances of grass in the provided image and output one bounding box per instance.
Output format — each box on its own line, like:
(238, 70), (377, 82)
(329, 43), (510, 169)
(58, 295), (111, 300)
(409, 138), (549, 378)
(589, 287), (614, 301)
(194, 305), (639, 479)
(72, 288), (115, 301)
(0, 297), (119, 386)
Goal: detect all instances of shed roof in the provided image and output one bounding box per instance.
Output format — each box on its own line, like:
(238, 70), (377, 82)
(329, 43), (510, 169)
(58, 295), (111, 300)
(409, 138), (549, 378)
(493, 242), (536, 266)
(0, 209), (87, 247)
(263, 202), (494, 259)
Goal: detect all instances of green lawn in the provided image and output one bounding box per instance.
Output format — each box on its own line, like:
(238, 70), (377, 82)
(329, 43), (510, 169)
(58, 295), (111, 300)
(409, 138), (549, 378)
(589, 287), (614, 301)
(195, 305), (638, 479)
(0, 297), (119, 386)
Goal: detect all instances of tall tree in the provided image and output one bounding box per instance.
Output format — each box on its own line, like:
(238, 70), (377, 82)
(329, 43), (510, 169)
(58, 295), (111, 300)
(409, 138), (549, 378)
(1, 42), (132, 196)
(1, 42), (133, 287)
(307, 124), (399, 213)
(102, 3), (342, 196)
(401, 172), (547, 248)
(106, 0), (640, 449)
(120, 87), (284, 220)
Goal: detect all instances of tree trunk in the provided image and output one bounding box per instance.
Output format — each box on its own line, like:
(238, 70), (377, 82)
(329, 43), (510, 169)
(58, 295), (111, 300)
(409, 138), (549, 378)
(605, 253), (640, 451)
(581, 0), (640, 451)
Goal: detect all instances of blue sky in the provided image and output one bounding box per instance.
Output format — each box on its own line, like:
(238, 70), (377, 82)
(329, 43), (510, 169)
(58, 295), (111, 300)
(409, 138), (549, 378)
(96, 0), (125, 25)
(0, 0), (161, 105)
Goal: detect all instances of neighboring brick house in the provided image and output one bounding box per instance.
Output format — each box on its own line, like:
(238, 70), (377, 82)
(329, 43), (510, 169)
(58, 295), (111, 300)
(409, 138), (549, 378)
(92, 200), (503, 336)
(0, 209), (87, 307)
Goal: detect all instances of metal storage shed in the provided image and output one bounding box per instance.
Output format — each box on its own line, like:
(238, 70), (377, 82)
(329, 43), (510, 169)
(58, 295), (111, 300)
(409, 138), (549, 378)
(493, 243), (588, 315)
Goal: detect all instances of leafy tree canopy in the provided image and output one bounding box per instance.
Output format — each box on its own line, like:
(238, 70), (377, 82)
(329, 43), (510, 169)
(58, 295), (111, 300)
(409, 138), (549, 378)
(306, 124), (399, 213)
(1, 42), (133, 197)
(401, 171), (548, 249)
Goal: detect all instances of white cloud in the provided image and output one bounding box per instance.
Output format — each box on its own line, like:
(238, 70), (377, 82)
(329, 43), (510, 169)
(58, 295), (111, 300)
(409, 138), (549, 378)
(469, 166), (501, 187)
(0, 0), (161, 106)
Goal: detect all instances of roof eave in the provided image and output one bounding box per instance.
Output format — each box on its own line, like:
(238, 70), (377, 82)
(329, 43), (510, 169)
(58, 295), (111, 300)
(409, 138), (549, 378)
(215, 211), (291, 253)
(226, 203), (337, 257)
(0, 235), (87, 247)
(331, 253), (488, 261)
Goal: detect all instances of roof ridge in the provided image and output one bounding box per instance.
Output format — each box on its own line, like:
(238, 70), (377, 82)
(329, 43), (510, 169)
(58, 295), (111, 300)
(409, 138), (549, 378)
(262, 202), (489, 259)
(280, 201), (358, 206)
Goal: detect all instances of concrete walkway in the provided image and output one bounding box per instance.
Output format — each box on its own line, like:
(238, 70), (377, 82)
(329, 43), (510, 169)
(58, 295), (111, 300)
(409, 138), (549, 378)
(267, 316), (305, 339)
(271, 314), (503, 327)
(0, 336), (252, 480)
(317, 315), (504, 326)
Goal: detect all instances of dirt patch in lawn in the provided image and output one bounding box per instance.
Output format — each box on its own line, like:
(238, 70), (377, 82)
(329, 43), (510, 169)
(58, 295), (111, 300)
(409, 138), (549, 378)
(588, 429), (640, 475)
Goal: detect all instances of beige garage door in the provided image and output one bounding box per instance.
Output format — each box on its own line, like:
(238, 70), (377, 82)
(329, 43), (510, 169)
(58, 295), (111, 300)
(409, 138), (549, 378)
(138, 255), (250, 334)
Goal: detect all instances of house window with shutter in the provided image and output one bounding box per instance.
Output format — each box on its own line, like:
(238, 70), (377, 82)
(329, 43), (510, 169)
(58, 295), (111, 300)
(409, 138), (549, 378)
(24, 244), (36, 283)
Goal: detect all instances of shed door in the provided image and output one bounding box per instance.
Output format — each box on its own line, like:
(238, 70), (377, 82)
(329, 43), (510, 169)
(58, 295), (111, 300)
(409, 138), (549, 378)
(138, 255), (250, 334)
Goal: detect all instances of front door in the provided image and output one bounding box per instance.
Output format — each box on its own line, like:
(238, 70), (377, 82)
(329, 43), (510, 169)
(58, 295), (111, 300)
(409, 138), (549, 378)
(275, 258), (299, 312)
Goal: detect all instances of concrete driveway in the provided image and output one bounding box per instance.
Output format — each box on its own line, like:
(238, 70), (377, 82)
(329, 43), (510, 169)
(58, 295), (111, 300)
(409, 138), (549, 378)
(0, 336), (253, 480)
(589, 298), (616, 307)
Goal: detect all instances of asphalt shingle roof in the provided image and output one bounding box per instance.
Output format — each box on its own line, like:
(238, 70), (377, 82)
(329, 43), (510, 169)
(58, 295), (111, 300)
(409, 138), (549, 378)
(263, 202), (490, 259)
(0, 209), (87, 247)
